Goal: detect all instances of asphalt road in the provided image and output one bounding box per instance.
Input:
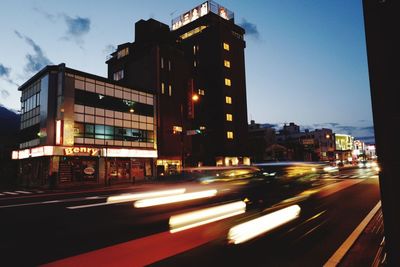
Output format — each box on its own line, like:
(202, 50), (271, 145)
(0, 167), (380, 267)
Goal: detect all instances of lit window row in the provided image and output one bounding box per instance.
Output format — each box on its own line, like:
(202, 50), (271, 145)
(225, 96), (232, 104)
(161, 82), (173, 96)
(113, 70), (124, 81)
(161, 57), (172, 71)
(226, 113), (233, 121)
(225, 78), (231, 86)
(227, 131), (234, 139)
(117, 47), (129, 59)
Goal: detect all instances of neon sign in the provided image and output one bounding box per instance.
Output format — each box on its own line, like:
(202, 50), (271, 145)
(64, 147), (100, 156)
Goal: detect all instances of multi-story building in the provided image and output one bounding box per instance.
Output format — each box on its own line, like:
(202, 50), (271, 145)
(334, 133), (354, 164)
(313, 128), (335, 162)
(12, 64), (157, 187)
(107, 1), (249, 171)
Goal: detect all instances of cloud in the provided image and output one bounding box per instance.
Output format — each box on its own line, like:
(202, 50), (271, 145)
(33, 6), (56, 22)
(62, 14), (90, 45)
(1, 89), (10, 99)
(239, 18), (260, 40)
(14, 31), (53, 73)
(103, 44), (116, 55)
(33, 7), (91, 47)
(0, 64), (11, 78)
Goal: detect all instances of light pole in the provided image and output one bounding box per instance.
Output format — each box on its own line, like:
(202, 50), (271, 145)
(180, 93), (199, 170)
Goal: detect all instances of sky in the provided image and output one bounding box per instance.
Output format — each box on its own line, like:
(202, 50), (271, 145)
(0, 0), (375, 143)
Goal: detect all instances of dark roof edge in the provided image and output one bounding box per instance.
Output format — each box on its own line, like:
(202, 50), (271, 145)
(18, 63), (154, 94)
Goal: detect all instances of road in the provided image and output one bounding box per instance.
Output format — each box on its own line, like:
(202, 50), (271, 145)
(0, 167), (380, 267)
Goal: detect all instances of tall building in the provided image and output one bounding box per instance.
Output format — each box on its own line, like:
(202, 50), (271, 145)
(12, 64), (157, 187)
(107, 1), (249, 170)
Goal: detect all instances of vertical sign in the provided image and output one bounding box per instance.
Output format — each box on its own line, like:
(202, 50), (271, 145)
(187, 79), (194, 119)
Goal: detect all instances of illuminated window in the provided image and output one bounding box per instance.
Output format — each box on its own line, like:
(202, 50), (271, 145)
(193, 45), (196, 55)
(161, 82), (165, 94)
(225, 78), (231, 86)
(168, 85), (172, 96)
(198, 89), (205, 95)
(224, 60), (231, 68)
(113, 70), (124, 81)
(180, 26), (207, 40)
(226, 113), (233, 121)
(117, 47), (129, 59)
(194, 60), (197, 67)
(227, 131), (234, 139)
(225, 96), (232, 104)
(223, 42), (230, 51)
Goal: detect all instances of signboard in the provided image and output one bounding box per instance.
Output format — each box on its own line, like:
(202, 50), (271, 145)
(64, 147), (100, 156)
(187, 79), (195, 119)
(172, 2), (209, 30)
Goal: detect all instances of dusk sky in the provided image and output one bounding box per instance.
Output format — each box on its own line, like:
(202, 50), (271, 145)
(0, 0), (374, 143)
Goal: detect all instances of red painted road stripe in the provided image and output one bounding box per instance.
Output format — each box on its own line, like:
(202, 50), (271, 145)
(42, 221), (227, 267)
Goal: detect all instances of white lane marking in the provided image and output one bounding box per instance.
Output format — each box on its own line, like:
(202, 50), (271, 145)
(67, 202), (109, 209)
(85, 196), (102, 200)
(15, 191), (32, 194)
(3, 192), (18, 195)
(0, 195), (106, 209)
(0, 193), (4, 196)
(323, 201), (382, 267)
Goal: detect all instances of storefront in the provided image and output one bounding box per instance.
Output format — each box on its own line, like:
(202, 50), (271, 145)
(12, 145), (157, 187)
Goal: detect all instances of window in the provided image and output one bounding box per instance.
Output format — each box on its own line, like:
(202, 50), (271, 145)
(168, 85), (172, 96)
(117, 47), (129, 59)
(168, 60), (171, 71)
(227, 131), (234, 139)
(198, 89), (205, 95)
(161, 82), (165, 94)
(225, 96), (232, 104)
(223, 42), (230, 51)
(224, 60), (231, 68)
(194, 60), (197, 67)
(161, 57), (164, 69)
(113, 70), (124, 81)
(225, 78), (231, 86)
(226, 113), (233, 121)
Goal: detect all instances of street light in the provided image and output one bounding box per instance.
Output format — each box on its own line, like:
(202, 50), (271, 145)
(180, 94), (200, 170)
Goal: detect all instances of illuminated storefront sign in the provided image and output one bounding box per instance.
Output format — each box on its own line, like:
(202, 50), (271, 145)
(172, 1), (233, 30)
(12, 146), (157, 159)
(64, 147), (100, 156)
(103, 148), (157, 158)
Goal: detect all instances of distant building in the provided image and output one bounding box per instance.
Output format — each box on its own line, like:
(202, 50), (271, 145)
(12, 64), (157, 187)
(248, 120), (276, 162)
(334, 133), (354, 164)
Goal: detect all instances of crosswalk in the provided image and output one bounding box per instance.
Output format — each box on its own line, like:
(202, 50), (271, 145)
(0, 190), (44, 197)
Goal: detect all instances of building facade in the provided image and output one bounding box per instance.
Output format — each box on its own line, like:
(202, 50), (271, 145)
(107, 1), (249, 171)
(12, 64), (157, 187)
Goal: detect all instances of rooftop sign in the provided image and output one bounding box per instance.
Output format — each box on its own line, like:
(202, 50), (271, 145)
(172, 1), (234, 31)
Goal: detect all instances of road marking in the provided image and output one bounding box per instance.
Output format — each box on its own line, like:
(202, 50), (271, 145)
(15, 191), (32, 194)
(0, 193), (4, 196)
(0, 195), (106, 209)
(323, 200), (382, 267)
(67, 202), (109, 209)
(3, 191), (18, 195)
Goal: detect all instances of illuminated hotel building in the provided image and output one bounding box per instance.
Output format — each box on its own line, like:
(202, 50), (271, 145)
(12, 64), (157, 186)
(107, 1), (249, 171)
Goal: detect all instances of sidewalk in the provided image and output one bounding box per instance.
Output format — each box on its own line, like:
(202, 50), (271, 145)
(326, 204), (386, 267)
